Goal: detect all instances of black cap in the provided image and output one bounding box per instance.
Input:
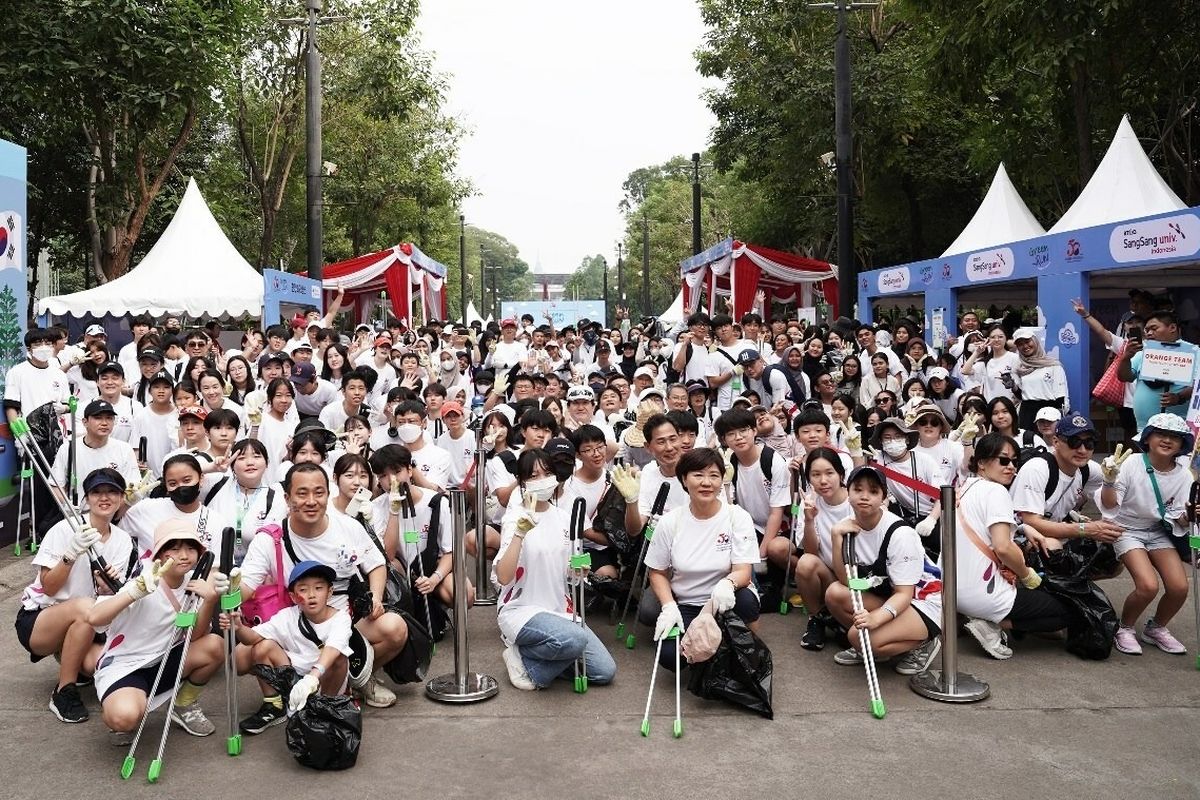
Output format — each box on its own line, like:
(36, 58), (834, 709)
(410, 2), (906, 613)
(98, 361), (124, 376)
(137, 347), (164, 363)
(84, 399), (117, 418)
(736, 349), (762, 366)
(258, 351), (286, 369)
(545, 437), (576, 459)
(82, 467), (126, 494)
(148, 369), (174, 387)
(846, 465), (887, 489)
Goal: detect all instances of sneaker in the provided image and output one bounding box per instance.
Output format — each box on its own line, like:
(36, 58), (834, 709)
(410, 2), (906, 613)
(239, 700), (287, 735)
(895, 637), (942, 675)
(49, 684), (88, 723)
(503, 646), (536, 691)
(1114, 625), (1142, 655)
(1140, 621), (1186, 654)
(354, 675), (396, 708)
(833, 647), (864, 665)
(170, 702), (215, 736)
(800, 616), (826, 652)
(964, 618), (1013, 660)
(74, 673), (94, 688)
(108, 728), (134, 747)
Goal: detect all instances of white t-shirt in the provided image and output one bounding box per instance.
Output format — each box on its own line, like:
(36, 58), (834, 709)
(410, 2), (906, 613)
(51, 436), (141, 506)
(256, 413), (298, 482)
(294, 379), (339, 417)
(240, 514), (385, 611)
(561, 471), (610, 551)
(128, 406), (177, 478)
(914, 439), (966, 486)
(878, 450), (940, 517)
(370, 489), (452, 567)
(850, 511), (942, 626)
(204, 480), (287, 540)
(1102, 454), (1192, 533)
(121, 499), (233, 562)
(253, 605), (353, 674)
(1011, 456), (1102, 522)
(980, 351), (1020, 401)
(1013, 364), (1069, 405)
(636, 462), (689, 521)
(953, 478), (1017, 623)
(808, 494), (851, 567)
(3, 359), (70, 413)
(494, 503), (571, 644)
(436, 430), (475, 487)
(644, 500), (759, 606)
(491, 340), (529, 372)
(483, 451), (519, 524)
(76, 395), (142, 445)
(732, 447), (791, 532)
(20, 520), (134, 611)
(705, 340), (755, 411)
(409, 443), (453, 490)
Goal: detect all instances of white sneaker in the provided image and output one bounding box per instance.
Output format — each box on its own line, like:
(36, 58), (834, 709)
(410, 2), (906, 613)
(356, 675), (396, 708)
(964, 618), (1013, 660)
(503, 646), (536, 691)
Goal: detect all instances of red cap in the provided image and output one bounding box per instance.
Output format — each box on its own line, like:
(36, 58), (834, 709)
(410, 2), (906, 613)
(500, 317), (517, 329)
(374, 336), (392, 348)
(178, 405), (207, 421)
(290, 314), (307, 329)
(440, 400), (464, 418)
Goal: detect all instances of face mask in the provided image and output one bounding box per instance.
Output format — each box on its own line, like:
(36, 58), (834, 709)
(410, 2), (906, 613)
(882, 440), (908, 458)
(525, 475), (558, 501)
(31, 345), (54, 362)
(396, 423), (422, 444)
(649, 347), (660, 357)
(583, 331), (598, 345)
(169, 484), (201, 505)
(441, 359), (456, 372)
(476, 383), (491, 395)
(391, 359), (404, 370)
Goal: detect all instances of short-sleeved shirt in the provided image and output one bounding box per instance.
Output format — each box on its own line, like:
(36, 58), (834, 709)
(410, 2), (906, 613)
(20, 521), (134, 611)
(494, 503), (571, 644)
(253, 605), (353, 673)
(644, 500), (759, 606)
(1011, 456), (1102, 522)
(953, 478), (1017, 623)
(637, 462), (689, 521)
(850, 511), (942, 626)
(1129, 340), (1200, 428)
(732, 447), (791, 533)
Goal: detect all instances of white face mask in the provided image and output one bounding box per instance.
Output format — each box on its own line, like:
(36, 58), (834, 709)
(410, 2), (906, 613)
(882, 439), (908, 458)
(31, 345), (54, 362)
(441, 359), (456, 372)
(396, 423), (422, 444)
(524, 475), (558, 501)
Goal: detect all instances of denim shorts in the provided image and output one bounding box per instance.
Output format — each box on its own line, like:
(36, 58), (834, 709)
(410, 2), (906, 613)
(1114, 526), (1175, 558)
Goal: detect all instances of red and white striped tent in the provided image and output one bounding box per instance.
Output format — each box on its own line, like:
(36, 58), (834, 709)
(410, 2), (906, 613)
(318, 243), (448, 325)
(680, 237), (838, 320)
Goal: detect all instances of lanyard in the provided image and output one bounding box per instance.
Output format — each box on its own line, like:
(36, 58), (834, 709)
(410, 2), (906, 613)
(234, 484), (262, 540)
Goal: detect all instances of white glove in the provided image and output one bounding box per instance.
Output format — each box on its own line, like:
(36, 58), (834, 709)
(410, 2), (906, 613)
(213, 568), (241, 595)
(711, 578), (736, 613)
(611, 464), (640, 502)
(288, 673), (320, 713)
(915, 517), (937, 538)
(492, 372), (509, 397)
(126, 476), (159, 503)
(1101, 443), (1132, 484)
(841, 420), (863, 457)
(516, 492), (538, 533)
(951, 411), (980, 445)
(654, 602), (685, 641)
(482, 433), (497, 451)
(121, 558), (174, 601)
(345, 486), (373, 518)
(722, 449), (735, 484)
(66, 525), (101, 559)
(389, 486), (403, 515)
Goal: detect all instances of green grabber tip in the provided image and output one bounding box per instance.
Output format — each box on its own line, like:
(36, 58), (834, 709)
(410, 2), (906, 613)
(871, 699), (887, 719)
(574, 675), (588, 694)
(779, 600), (790, 615)
(120, 756), (135, 780)
(227, 734), (242, 756)
(29, 541), (37, 553)
(625, 633), (636, 649)
(13, 541), (22, 556)
(10, 418), (28, 437)
(639, 719), (650, 737)
(147, 758), (162, 782)
(672, 719), (683, 738)
(615, 622), (626, 640)
(67, 396), (78, 412)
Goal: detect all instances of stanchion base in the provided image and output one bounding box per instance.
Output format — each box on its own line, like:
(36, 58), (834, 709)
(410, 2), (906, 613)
(909, 669), (990, 703)
(473, 596), (498, 607)
(425, 672), (500, 703)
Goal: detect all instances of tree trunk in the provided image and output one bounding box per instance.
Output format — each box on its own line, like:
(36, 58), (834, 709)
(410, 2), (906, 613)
(1070, 61), (1094, 186)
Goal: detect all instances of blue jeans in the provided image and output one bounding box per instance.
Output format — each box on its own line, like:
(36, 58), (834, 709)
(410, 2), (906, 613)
(513, 612), (618, 689)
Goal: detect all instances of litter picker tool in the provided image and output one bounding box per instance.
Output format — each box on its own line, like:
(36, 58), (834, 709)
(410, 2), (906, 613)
(639, 627), (682, 738)
(843, 531), (885, 719)
(780, 467), (804, 615)
(9, 417), (123, 593)
(121, 550), (215, 782)
(1190, 482), (1200, 671)
(568, 497), (591, 693)
(401, 486), (435, 650)
(616, 482), (670, 649)
(14, 450), (32, 555)
(66, 395), (78, 505)
(218, 527), (242, 756)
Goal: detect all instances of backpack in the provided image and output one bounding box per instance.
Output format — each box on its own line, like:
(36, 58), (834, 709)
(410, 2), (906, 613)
(1016, 430), (1048, 470)
(761, 364), (807, 404)
(730, 446), (778, 506)
(592, 472), (635, 554)
(1033, 451), (1090, 503)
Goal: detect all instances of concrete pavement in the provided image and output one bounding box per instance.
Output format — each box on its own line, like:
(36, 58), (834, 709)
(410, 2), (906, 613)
(0, 551), (1198, 800)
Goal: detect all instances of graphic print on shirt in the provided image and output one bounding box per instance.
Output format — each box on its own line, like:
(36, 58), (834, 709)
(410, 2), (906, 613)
(715, 530), (732, 553)
(915, 558), (943, 601)
(502, 566), (525, 604)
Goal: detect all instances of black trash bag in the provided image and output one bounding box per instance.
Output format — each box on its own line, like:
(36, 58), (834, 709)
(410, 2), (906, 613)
(253, 664), (363, 770)
(380, 607), (433, 685)
(592, 484), (635, 554)
(1030, 548), (1119, 660)
(687, 610), (774, 719)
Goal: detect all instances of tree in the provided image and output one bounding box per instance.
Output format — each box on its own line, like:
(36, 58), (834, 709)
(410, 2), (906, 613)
(564, 255), (610, 300)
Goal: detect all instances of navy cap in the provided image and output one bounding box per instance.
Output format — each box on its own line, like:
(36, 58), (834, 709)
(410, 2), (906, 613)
(736, 349), (762, 366)
(545, 437), (576, 459)
(98, 361), (124, 376)
(258, 351), (287, 369)
(137, 347), (164, 363)
(287, 560), (337, 591)
(685, 379), (709, 394)
(1055, 413), (1095, 438)
(84, 399), (117, 418)
(83, 467), (126, 494)
(289, 361), (317, 384)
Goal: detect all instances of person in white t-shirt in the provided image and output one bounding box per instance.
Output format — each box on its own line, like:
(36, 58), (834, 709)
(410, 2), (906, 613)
(493, 448), (618, 691)
(795, 448), (851, 653)
(16, 468), (133, 724)
(487, 318), (529, 373)
(825, 465), (943, 672)
(1098, 414), (1195, 656)
(561, 424), (618, 579)
(318, 370), (369, 433)
(954, 433), (1072, 660)
(122, 453), (234, 561)
(51, 399), (140, 513)
(960, 325), (1020, 402)
(868, 417), (940, 549)
(390, 399), (453, 490)
(434, 401), (473, 488)
(704, 314), (755, 412)
(645, 447), (761, 671)
(908, 402), (969, 485)
(128, 370), (177, 478)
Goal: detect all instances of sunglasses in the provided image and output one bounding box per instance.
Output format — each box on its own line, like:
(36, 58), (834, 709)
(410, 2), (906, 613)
(186, 341), (207, 348)
(875, 397), (892, 405)
(994, 456), (1018, 468)
(1064, 436), (1096, 450)
(915, 417), (940, 427)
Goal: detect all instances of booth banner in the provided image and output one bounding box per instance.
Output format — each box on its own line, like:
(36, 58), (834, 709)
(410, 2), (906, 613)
(1140, 340), (1197, 385)
(1109, 214), (1200, 264)
(263, 268), (323, 325)
(500, 300), (606, 330)
(0, 139), (27, 541)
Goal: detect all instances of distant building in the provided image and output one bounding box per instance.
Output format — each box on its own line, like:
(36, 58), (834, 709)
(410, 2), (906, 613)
(529, 272), (573, 302)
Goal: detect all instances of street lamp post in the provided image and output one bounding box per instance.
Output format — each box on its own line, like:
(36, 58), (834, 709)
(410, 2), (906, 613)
(458, 214), (466, 323)
(616, 242), (624, 316)
(641, 211), (650, 317)
(601, 257), (609, 327)
(691, 152), (702, 256)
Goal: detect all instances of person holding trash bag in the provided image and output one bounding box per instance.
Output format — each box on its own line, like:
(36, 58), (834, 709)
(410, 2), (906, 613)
(493, 447), (617, 691)
(644, 447), (761, 671)
(1098, 413), (1195, 655)
(825, 465), (943, 672)
(953, 433), (1073, 660)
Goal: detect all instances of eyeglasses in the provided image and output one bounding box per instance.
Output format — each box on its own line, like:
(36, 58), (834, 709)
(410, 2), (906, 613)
(1064, 436), (1096, 450)
(875, 396), (892, 405)
(186, 340), (207, 349)
(994, 456), (1017, 467)
(578, 446), (606, 458)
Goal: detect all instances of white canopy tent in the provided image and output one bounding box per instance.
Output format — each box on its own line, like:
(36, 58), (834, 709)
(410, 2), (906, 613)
(942, 163), (1046, 256)
(464, 300), (484, 326)
(38, 178), (264, 318)
(1049, 115), (1187, 233)
(657, 289), (684, 329)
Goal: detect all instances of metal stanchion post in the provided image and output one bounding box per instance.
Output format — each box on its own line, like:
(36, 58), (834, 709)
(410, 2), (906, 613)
(473, 427), (496, 606)
(427, 488), (500, 703)
(910, 484), (990, 703)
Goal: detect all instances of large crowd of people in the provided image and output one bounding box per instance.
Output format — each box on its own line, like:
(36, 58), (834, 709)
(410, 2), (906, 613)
(6, 292), (1198, 754)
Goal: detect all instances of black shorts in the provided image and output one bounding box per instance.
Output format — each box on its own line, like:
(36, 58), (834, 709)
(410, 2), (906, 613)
(914, 606), (940, 640)
(586, 546), (619, 572)
(14, 606), (47, 663)
(102, 643), (185, 702)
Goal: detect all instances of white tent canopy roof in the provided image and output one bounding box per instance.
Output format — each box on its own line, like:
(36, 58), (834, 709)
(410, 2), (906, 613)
(464, 300), (484, 326)
(1049, 115), (1186, 234)
(657, 289), (684, 329)
(38, 178), (264, 318)
(942, 163), (1046, 256)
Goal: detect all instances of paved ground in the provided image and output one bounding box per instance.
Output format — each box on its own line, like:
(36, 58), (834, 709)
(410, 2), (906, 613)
(0, 550), (1198, 800)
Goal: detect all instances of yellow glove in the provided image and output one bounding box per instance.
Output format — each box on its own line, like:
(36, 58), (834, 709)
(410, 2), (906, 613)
(1101, 443), (1132, 484)
(723, 449), (735, 484)
(492, 372), (509, 397)
(841, 419), (863, 457)
(951, 411), (980, 445)
(611, 464), (640, 502)
(389, 486), (403, 515)
(122, 558), (175, 601)
(1020, 569), (1042, 590)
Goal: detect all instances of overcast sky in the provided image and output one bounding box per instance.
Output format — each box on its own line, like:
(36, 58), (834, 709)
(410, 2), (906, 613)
(416, 1), (717, 274)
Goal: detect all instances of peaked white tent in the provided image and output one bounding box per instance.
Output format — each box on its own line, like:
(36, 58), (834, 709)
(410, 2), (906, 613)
(463, 300), (484, 326)
(942, 163), (1046, 256)
(38, 178), (264, 318)
(1049, 115), (1187, 233)
(657, 289), (684, 329)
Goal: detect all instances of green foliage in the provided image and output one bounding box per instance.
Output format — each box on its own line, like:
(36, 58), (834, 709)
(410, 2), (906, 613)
(564, 254), (611, 302)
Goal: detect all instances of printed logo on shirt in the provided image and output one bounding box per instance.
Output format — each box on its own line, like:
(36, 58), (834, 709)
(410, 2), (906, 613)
(715, 531), (732, 553)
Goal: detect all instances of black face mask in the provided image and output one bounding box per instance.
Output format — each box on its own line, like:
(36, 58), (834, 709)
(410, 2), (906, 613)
(583, 331), (598, 345)
(169, 484), (201, 506)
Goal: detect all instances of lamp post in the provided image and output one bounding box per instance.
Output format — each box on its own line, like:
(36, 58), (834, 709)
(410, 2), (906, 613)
(641, 210), (650, 317)
(458, 214), (466, 322)
(691, 152), (702, 256)
(601, 257), (609, 326)
(616, 242), (624, 317)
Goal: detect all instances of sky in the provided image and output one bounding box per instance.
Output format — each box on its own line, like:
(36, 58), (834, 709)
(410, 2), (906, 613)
(415, 1), (717, 275)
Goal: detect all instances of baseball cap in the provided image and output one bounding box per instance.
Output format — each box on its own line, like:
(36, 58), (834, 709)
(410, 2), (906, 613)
(152, 518), (206, 559)
(1035, 407), (1062, 424)
(485, 404), (516, 427)
(290, 362), (317, 385)
(1055, 413), (1095, 438)
(137, 347), (165, 363)
(85, 324), (106, 337)
(633, 365), (655, 380)
(82, 467), (126, 494)
(440, 400), (464, 418)
(84, 399), (117, 418)
(500, 318), (518, 329)
(639, 387), (665, 403)
(1013, 327), (1038, 342)
(287, 560), (337, 591)
(596, 340), (611, 352)
(148, 369), (174, 387)
(258, 351), (286, 369)
(288, 339), (313, 353)
(290, 314), (307, 329)
(545, 437), (576, 459)
(846, 465), (887, 489)
(736, 349), (762, 366)
(373, 336), (392, 348)
(178, 405), (208, 421)
(354, 323), (373, 333)
(926, 367), (949, 382)
(685, 379), (709, 395)
(98, 361), (124, 377)
(566, 385), (595, 403)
